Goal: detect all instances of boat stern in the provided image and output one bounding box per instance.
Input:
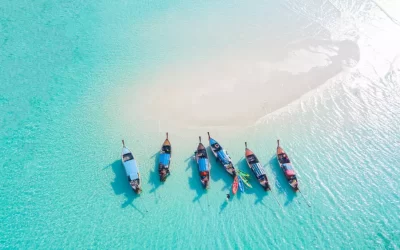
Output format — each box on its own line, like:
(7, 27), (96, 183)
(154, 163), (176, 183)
(203, 179), (209, 189)
(289, 178), (299, 192)
(201, 177), (210, 189)
(258, 175), (271, 191)
(226, 163), (237, 176)
(159, 173), (167, 182)
(129, 180), (141, 194)
(159, 166), (170, 182)
(262, 181), (271, 191)
(200, 171), (210, 189)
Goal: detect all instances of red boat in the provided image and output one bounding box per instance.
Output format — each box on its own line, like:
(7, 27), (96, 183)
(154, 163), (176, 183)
(276, 140), (299, 192)
(232, 176), (238, 194)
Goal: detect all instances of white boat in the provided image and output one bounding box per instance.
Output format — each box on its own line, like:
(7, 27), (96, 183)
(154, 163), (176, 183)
(121, 140), (142, 194)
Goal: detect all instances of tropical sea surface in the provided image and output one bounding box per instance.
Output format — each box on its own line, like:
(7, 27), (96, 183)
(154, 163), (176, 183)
(1, 0), (400, 249)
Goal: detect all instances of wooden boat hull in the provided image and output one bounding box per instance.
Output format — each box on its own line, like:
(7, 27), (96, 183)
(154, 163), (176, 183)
(247, 165), (270, 191)
(159, 136), (172, 182)
(245, 146), (270, 191)
(129, 177), (142, 194)
(276, 141), (299, 192)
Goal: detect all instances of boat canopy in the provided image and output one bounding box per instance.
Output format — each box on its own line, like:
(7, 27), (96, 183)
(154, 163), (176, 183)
(159, 153), (170, 167)
(283, 163), (295, 176)
(286, 170), (296, 176)
(198, 158), (209, 172)
(251, 163), (266, 177)
(124, 159), (139, 180)
(282, 163), (294, 170)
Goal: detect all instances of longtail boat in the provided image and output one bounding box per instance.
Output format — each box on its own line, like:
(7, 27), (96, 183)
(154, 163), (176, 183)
(194, 136), (210, 189)
(276, 140), (299, 192)
(244, 142), (271, 191)
(207, 132), (236, 177)
(121, 140), (142, 194)
(158, 132), (172, 182)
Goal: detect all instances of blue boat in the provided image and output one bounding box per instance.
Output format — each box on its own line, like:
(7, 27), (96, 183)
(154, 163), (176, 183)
(121, 140), (142, 194)
(159, 133), (172, 182)
(194, 136), (210, 188)
(207, 132), (236, 177)
(245, 142), (271, 191)
(238, 176), (245, 193)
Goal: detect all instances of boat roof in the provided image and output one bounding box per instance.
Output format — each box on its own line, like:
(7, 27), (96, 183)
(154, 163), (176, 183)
(286, 169), (296, 176)
(159, 153), (170, 166)
(121, 146), (139, 179)
(251, 163), (266, 177)
(198, 158), (209, 172)
(123, 158), (139, 180)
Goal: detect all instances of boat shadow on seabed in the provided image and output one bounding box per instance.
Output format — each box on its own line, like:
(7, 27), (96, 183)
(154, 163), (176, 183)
(148, 151), (162, 195)
(109, 160), (145, 215)
(268, 156), (297, 206)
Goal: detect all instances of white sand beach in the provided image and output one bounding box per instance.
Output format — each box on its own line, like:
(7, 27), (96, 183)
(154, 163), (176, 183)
(118, 38), (359, 134)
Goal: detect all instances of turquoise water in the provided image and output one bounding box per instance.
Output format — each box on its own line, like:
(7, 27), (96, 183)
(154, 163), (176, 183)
(1, 1), (400, 249)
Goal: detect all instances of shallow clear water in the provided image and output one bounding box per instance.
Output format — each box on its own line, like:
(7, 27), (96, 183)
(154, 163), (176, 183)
(1, 1), (400, 249)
